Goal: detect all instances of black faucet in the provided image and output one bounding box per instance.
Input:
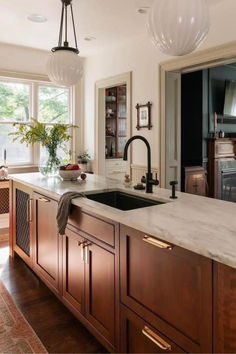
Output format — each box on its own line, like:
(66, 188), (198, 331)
(123, 135), (159, 193)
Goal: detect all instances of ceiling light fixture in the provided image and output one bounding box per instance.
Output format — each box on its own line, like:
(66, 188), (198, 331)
(147, 0), (210, 56)
(47, 0), (83, 87)
(28, 14), (47, 23)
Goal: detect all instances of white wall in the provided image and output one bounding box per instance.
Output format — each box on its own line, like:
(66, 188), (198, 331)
(83, 0), (236, 172)
(84, 35), (167, 170)
(0, 42), (49, 74)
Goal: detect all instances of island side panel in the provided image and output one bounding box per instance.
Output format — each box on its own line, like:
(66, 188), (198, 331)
(214, 262), (236, 353)
(9, 179), (14, 258)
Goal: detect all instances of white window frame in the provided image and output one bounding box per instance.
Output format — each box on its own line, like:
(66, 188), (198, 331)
(0, 76), (74, 167)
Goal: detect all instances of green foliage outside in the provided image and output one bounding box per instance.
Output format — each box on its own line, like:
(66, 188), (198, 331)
(0, 82), (30, 122)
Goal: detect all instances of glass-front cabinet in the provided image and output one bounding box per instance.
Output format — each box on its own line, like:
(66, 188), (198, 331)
(105, 85), (127, 159)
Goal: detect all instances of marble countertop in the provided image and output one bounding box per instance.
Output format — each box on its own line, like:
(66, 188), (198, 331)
(10, 172), (236, 269)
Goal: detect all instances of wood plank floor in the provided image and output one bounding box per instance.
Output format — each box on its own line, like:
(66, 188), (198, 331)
(0, 242), (107, 354)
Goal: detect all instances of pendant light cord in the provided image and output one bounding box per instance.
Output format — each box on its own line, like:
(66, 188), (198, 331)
(65, 3), (68, 44)
(54, 0), (79, 53)
(70, 3), (78, 50)
(58, 1), (65, 47)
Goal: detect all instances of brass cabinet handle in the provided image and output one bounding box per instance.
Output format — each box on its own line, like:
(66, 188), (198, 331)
(38, 197), (51, 203)
(78, 241), (87, 262)
(143, 235), (173, 250)
(27, 198), (33, 222)
(84, 242), (92, 264)
(142, 326), (171, 351)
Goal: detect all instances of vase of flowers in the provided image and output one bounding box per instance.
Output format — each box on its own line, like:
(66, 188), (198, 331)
(10, 119), (76, 177)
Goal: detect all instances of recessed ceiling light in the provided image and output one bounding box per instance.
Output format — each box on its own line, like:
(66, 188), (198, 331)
(27, 14), (47, 23)
(84, 36), (96, 42)
(137, 7), (149, 14)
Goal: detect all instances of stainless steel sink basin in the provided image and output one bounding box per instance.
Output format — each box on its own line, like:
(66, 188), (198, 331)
(86, 191), (164, 211)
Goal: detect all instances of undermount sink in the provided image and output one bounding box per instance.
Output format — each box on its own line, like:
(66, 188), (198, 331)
(86, 191), (164, 211)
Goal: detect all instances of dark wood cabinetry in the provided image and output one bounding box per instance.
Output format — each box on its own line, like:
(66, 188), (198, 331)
(85, 241), (115, 345)
(213, 263), (236, 353)
(62, 228), (85, 314)
(120, 305), (185, 353)
(120, 225), (212, 353)
(10, 181), (236, 353)
(33, 193), (60, 293)
(62, 213), (119, 351)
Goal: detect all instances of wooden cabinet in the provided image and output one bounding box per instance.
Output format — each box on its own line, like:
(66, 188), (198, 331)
(85, 241), (115, 345)
(11, 182), (33, 267)
(120, 305), (185, 353)
(214, 263), (236, 353)
(120, 225), (213, 353)
(62, 228), (85, 314)
(13, 182), (236, 353)
(63, 221), (118, 351)
(33, 193), (60, 293)
(184, 166), (208, 196)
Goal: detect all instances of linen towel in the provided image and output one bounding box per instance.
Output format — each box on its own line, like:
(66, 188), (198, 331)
(57, 191), (85, 235)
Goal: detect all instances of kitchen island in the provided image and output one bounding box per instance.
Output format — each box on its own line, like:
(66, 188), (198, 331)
(9, 173), (236, 353)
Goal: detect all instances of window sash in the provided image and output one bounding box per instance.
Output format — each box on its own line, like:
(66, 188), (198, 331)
(0, 77), (73, 167)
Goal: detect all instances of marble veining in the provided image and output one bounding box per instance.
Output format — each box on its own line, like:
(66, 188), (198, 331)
(10, 173), (236, 269)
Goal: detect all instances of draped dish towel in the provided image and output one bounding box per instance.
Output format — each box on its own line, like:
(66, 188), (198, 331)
(57, 191), (85, 235)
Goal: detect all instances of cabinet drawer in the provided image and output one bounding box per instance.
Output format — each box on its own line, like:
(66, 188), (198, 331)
(120, 305), (185, 353)
(120, 225), (212, 353)
(68, 207), (116, 247)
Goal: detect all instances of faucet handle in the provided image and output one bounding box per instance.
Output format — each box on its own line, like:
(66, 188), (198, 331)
(170, 181), (178, 186)
(141, 175), (146, 183)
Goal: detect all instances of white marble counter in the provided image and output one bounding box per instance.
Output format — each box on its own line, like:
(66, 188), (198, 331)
(10, 172), (236, 269)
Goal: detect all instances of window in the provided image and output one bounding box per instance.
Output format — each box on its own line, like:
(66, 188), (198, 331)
(38, 86), (70, 124)
(0, 81), (31, 164)
(0, 78), (72, 166)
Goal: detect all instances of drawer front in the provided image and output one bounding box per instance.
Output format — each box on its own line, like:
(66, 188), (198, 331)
(120, 305), (185, 353)
(68, 207), (116, 247)
(120, 225), (212, 353)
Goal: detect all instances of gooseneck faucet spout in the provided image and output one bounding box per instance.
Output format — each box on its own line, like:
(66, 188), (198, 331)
(123, 135), (159, 193)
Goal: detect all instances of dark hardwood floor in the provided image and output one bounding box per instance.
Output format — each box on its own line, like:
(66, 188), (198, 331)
(0, 242), (107, 354)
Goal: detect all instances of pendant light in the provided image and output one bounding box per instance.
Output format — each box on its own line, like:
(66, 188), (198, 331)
(147, 0), (210, 56)
(47, 0), (83, 87)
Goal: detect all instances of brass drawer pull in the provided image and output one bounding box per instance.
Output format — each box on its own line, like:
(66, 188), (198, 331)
(38, 197), (51, 203)
(78, 241), (87, 262)
(142, 326), (171, 351)
(143, 235), (173, 250)
(84, 242), (92, 264)
(27, 198), (33, 222)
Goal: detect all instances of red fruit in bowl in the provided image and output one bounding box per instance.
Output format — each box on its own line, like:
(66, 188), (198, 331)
(81, 173), (87, 180)
(71, 164), (80, 170)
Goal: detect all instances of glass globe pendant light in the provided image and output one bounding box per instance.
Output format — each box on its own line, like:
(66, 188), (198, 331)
(47, 0), (83, 87)
(147, 0), (210, 56)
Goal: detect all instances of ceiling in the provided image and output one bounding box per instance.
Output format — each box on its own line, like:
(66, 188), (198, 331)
(0, 0), (225, 57)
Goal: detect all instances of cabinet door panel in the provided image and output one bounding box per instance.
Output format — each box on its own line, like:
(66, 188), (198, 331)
(34, 193), (59, 291)
(63, 229), (85, 313)
(85, 243), (115, 346)
(12, 183), (33, 267)
(120, 305), (185, 353)
(120, 225), (212, 353)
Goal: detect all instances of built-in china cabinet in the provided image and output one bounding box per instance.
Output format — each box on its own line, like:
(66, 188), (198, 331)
(105, 85), (127, 180)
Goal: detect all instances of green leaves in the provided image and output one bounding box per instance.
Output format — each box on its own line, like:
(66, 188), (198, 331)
(9, 119), (77, 153)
